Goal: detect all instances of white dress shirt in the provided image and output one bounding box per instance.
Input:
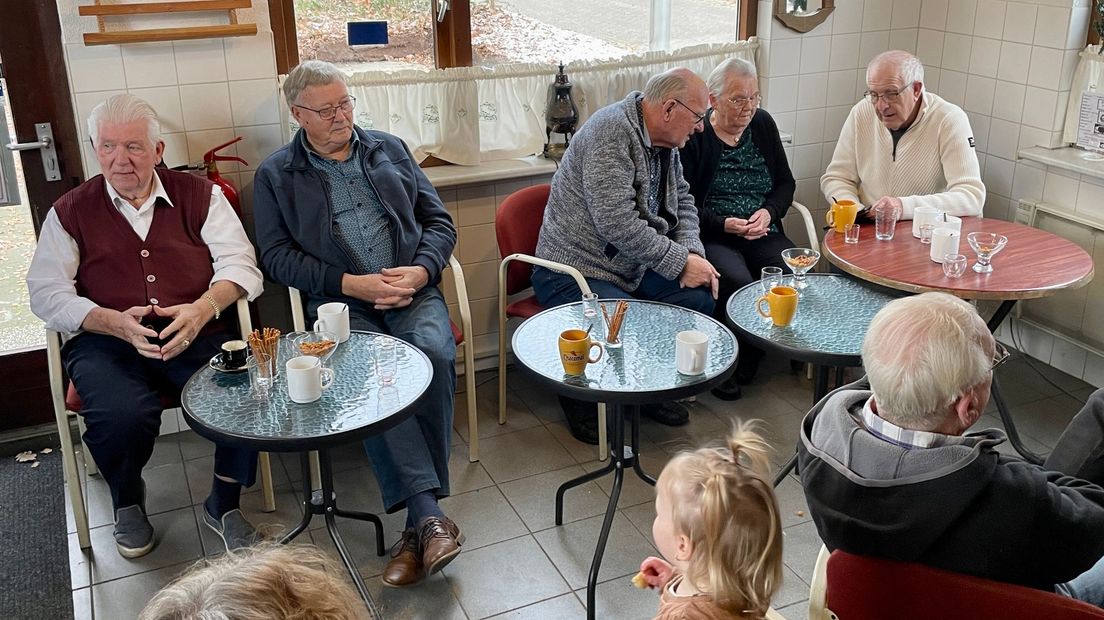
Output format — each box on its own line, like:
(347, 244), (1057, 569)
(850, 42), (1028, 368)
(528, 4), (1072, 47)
(26, 174), (264, 334)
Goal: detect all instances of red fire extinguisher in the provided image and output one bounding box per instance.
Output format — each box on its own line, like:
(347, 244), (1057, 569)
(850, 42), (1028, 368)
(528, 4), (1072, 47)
(203, 137), (249, 216)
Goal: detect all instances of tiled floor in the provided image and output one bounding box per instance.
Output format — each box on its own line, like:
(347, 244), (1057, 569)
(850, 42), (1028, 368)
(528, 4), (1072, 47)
(66, 352), (1096, 619)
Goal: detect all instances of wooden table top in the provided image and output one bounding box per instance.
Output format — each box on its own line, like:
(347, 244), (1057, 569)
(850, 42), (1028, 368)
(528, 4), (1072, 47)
(823, 217), (1094, 301)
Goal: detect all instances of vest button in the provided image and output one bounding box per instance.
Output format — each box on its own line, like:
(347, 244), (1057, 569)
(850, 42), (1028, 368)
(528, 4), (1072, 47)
(146, 274), (156, 283)
(149, 297), (159, 305)
(140, 249), (150, 258)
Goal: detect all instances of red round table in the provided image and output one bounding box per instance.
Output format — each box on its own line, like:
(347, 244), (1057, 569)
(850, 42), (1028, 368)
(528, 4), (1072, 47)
(823, 217), (1094, 462)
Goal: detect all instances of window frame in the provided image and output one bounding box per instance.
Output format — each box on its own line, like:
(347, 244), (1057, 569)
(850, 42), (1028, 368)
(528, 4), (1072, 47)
(269, 0), (756, 73)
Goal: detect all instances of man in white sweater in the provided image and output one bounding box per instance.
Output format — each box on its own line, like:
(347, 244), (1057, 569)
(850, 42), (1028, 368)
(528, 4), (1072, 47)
(821, 50), (984, 220)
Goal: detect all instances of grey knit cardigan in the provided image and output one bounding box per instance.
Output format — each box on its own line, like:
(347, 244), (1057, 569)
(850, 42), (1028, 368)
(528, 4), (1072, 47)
(535, 92), (705, 291)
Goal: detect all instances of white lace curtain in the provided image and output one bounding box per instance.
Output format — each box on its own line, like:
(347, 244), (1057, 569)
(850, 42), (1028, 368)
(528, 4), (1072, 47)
(302, 40), (758, 165)
(1062, 45), (1104, 146)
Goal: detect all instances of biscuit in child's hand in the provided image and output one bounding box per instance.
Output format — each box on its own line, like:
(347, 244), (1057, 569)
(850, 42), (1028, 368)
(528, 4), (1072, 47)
(631, 571), (649, 589)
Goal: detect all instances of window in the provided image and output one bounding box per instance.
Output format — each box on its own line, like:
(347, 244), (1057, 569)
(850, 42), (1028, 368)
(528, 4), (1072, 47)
(277, 0), (754, 73)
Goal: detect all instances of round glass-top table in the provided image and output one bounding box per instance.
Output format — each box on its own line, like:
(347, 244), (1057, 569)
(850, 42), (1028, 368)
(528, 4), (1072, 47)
(511, 300), (738, 403)
(181, 331), (432, 620)
(726, 272), (900, 368)
(511, 300), (737, 620)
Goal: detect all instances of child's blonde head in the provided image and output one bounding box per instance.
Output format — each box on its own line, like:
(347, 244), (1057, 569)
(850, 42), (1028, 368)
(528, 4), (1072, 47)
(658, 422), (783, 617)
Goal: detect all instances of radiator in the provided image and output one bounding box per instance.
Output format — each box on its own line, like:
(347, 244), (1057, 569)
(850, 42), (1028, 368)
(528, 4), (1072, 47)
(1014, 200), (1104, 355)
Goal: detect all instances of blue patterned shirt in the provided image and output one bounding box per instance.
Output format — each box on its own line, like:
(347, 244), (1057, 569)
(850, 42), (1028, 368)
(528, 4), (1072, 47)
(304, 132), (395, 274)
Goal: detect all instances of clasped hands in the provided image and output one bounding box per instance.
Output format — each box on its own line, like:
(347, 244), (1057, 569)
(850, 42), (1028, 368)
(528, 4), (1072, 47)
(724, 208), (772, 240)
(110, 301), (212, 361)
(342, 265), (429, 310)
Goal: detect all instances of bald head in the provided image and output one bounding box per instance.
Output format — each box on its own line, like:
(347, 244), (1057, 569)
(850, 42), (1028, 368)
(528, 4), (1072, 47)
(640, 67), (708, 148)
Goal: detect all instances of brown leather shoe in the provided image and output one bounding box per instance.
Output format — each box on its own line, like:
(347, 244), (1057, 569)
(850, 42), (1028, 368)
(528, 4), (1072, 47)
(382, 528), (425, 587)
(418, 516), (464, 575)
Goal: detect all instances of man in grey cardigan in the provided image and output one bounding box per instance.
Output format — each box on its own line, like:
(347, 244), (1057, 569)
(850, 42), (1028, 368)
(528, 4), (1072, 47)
(532, 67), (720, 443)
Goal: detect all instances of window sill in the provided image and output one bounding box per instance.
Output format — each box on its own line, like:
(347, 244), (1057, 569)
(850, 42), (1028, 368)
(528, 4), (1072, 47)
(1018, 146), (1104, 182)
(423, 156), (558, 188)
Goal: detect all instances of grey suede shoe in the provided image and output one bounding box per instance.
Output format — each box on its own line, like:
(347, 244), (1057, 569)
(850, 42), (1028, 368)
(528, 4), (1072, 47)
(202, 508), (261, 552)
(114, 505), (155, 559)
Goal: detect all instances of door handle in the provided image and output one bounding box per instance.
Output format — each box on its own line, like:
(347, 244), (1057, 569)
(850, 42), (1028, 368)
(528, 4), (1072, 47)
(437, 0), (449, 22)
(3, 122), (60, 181)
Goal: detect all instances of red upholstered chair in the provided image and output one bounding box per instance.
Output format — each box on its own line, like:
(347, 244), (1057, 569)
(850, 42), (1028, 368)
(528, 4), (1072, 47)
(47, 297), (277, 550)
(495, 184), (607, 457)
(807, 546), (1104, 619)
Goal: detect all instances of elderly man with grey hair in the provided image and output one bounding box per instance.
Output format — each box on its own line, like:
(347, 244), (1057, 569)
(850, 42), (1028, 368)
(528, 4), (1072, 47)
(26, 94), (265, 558)
(532, 67), (720, 443)
(252, 60), (460, 589)
(798, 292), (1104, 606)
(822, 50), (984, 219)
(680, 57), (796, 401)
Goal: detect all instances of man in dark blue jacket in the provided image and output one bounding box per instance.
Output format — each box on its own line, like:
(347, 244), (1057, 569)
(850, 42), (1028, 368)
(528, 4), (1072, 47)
(253, 60), (460, 589)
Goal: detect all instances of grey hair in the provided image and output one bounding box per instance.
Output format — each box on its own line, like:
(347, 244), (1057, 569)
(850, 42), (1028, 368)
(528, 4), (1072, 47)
(643, 67), (696, 103)
(707, 58), (757, 97)
(861, 293), (992, 431)
(867, 50), (925, 86)
(87, 94), (161, 147)
(282, 60), (348, 106)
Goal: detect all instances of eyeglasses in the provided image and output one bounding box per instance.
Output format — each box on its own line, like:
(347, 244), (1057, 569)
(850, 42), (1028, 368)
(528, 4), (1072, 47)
(725, 93), (761, 109)
(864, 82), (916, 104)
(673, 99), (709, 125)
(991, 341), (1011, 370)
(293, 96), (357, 121)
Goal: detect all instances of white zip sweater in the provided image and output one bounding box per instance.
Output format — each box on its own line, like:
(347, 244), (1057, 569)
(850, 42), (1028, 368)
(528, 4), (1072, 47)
(821, 91), (985, 220)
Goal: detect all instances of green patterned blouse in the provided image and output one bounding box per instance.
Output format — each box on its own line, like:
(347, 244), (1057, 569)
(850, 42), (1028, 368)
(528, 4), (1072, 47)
(703, 134), (777, 233)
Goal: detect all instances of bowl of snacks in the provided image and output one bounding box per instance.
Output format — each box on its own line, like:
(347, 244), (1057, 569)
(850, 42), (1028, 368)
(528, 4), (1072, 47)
(294, 330), (339, 367)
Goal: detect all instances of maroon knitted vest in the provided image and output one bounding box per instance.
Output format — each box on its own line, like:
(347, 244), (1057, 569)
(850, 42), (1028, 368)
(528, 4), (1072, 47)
(53, 169), (216, 315)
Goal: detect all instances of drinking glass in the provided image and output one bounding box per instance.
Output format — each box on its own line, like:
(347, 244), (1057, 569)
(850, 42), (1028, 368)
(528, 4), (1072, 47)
(967, 232), (1009, 273)
(581, 292), (604, 342)
(760, 266), (783, 294)
(844, 223), (860, 244)
(942, 254), (968, 278)
(874, 203), (900, 240)
(919, 224), (935, 244)
(294, 330), (339, 368)
(781, 248), (820, 289)
(247, 352), (275, 396)
(375, 337), (397, 386)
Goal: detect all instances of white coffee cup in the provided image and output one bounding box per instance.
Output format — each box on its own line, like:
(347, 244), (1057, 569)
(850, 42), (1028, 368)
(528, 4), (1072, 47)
(286, 355), (335, 403)
(942, 214), (963, 234)
(675, 330), (709, 375)
(912, 206), (945, 238)
(314, 302), (351, 343)
(929, 228), (961, 263)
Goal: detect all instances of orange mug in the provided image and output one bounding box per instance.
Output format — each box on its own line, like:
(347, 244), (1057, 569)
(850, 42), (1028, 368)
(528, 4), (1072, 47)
(559, 329), (603, 375)
(826, 199), (859, 234)
(756, 285), (799, 327)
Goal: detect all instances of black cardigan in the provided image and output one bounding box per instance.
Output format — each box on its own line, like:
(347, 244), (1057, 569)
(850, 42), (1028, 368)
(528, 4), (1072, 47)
(680, 108), (796, 238)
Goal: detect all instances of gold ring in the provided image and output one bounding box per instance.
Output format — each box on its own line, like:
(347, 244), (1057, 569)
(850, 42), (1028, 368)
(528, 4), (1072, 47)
(182, 338), (191, 348)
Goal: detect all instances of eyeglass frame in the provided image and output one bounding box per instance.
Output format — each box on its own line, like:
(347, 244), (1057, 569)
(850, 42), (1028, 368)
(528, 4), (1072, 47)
(863, 82), (917, 104)
(991, 341), (1011, 370)
(292, 95), (357, 121)
(724, 93), (762, 109)
(672, 98), (709, 125)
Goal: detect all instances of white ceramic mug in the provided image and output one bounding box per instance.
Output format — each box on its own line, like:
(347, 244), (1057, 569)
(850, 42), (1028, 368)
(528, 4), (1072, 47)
(286, 355), (335, 403)
(314, 302), (351, 343)
(929, 228), (961, 263)
(675, 330), (709, 375)
(942, 214), (963, 234)
(912, 206), (945, 238)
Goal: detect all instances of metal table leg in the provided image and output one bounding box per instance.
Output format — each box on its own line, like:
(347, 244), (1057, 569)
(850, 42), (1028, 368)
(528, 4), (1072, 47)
(773, 365), (833, 486)
(279, 450), (386, 620)
(986, 300), (1045, 464)
(553, 404), (654, 620)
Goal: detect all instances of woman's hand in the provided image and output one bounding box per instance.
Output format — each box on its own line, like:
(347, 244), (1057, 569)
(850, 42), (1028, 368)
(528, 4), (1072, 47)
(724, 217), (749, 235)
(744, 208), (772, 240)
(639, 556), (676, 590)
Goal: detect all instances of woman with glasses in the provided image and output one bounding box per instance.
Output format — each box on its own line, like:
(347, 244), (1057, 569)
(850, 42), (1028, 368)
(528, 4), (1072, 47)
(681, 57), (796, 401)
(821, 50), (984, 220)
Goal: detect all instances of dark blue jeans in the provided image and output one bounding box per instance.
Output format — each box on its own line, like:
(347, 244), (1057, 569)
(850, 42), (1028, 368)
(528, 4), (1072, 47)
(63, 331), (258, 511)
(312, 286), (455, 513)
(531, 266), (714, 315)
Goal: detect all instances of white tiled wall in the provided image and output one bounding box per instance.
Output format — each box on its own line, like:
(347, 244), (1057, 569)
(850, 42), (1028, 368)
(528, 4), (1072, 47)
(757, 0), (1100, 386)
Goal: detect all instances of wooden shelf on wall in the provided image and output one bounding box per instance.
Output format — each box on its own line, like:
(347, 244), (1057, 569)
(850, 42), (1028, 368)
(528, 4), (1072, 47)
(79, 0), (256, 46)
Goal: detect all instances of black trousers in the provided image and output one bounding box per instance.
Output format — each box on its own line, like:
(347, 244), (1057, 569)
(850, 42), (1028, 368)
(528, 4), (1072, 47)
(704, 231), (795, 372)
(63, 331), (258, 511)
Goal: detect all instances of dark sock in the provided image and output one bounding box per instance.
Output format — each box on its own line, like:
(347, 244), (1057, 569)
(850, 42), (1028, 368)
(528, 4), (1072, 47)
(406, 490), (444, 527)
(205, 477), (242, 518)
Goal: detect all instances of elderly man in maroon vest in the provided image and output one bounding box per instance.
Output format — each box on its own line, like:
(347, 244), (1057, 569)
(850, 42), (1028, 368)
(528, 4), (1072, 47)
(26, 94), (264, 559)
